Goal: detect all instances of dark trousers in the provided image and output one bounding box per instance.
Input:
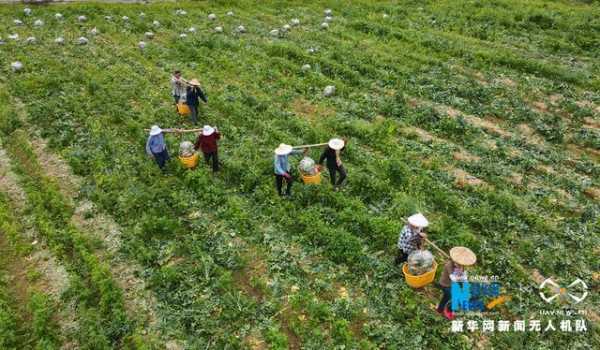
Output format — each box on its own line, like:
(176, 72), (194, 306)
(152, 149), (170, 170)
(275, 173), (293, 196)
(203, 151), (219, 172)
(327, 163), (347, 186)
(437, 286), (451, 312)
(189, 104), (198, 124)
(395, 250), (409, 265)
(173, 94), (180, 104)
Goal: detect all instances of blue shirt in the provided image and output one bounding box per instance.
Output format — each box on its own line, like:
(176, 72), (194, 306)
(146, 134), (166, 155)
(273, 150), (302, 175)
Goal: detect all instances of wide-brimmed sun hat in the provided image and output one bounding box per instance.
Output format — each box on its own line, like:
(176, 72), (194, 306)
(189, 78), (200, 86)
(149, 125), (162, 136)
(328, 138), (345, 150)
(274, 143), (293, 156)
(407, 213), (429, 228)
(450, 246), (477, 266)
(202, 125), (215, 136)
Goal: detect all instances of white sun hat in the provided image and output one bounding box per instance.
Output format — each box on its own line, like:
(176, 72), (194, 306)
(450, 246), (477, 266)
(328, 138), (345, 150)
(202, 125), (215, 136)
(149, 125), (162, 136)
(274, 143), (293, 156)
(407, 213), (429, 228)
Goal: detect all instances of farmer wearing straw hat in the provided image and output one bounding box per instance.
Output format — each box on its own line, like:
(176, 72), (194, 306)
(318, 138), (347, 190)
(194, 125), (221, 172)
(437, 246), (476, 320)
(395, 213), (429, 265)
(185, 78), (207, 125)
(274, 144), (305, 196)
(171, 70), (187, 105)
(146, 125), (170, 170)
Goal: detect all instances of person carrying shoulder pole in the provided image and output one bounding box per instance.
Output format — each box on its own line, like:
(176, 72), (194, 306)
(186, 79), (208, 125)
(194, 125), (220, 172)
(318, 138), (347, 190)
(395, 213), (429, 265)
(273, 144), (305, 197)
(146, 125), (170, 170)
(437, 247), (477, 320)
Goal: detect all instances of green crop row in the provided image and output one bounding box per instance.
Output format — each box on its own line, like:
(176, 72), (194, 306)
(0, 106), (136, 348)
(0, 192), (61, 350)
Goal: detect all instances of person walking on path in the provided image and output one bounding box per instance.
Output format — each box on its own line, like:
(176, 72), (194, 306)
(273, 144), (305, 197)
(186, 78), (207, 125)
(318, 138), (347, 190)
(194, 125), (221, 172)
(437, 247), (476, 320)
(146, 125), (170, 170)
(171, 70), (187, 105)
(395, 213), (429, 265)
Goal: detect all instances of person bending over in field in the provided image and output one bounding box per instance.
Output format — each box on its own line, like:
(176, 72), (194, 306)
(318, 138), (347, 190)
(146, 125), (170, 171)
(186, 79), (208, 125)
(171, 70), (187, 105)
(273, 144), (305, 197)
(395, 213), (428, 265)
(194, 125), (221, 172)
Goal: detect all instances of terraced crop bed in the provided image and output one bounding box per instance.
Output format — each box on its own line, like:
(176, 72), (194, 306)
(0, 1), (598, 349)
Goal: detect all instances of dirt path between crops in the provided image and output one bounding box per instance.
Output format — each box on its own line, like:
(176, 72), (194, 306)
(0, 141), (78, 350)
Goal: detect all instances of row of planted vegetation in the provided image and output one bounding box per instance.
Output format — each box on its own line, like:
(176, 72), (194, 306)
(0, 0), (598, 349)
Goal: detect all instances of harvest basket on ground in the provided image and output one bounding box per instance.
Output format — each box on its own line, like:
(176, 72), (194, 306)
(179, 153), (199, 169)
(402, 261), (438, 288)
(177, 102), (191, 116)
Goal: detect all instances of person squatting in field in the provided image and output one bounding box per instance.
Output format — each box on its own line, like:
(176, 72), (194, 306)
(194, 125), (220, 172)
(186, 79), (208, 125)
(395, 213), (429, 265)
(318, 138), (347, 190)
(146, 125), (169, 170)
(436, 247), (476, 320)
(273, 144), (306, 196)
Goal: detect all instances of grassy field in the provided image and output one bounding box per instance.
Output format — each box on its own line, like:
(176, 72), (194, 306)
(0, 1), (598, 349)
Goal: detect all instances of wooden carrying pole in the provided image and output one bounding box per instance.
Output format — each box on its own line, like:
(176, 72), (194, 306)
(424, 238), (450, 259)
(144, 128), (203, 133)
(291, 142), (328, 149)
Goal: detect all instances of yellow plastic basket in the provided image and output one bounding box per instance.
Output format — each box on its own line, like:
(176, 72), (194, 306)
(177, 103), (191, 116)
(402, 261), (438, 288)
(178, 153), (199, 169)
(301, 172), (321, 184)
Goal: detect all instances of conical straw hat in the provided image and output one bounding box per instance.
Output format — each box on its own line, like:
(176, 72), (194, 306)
(450, 246), (477, 266)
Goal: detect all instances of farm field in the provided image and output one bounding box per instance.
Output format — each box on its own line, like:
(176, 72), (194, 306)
(0, 0), (599, 349)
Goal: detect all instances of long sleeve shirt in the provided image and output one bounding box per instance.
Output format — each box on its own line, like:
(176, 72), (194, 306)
(146, 134), (166, 155)
(273, 150), (302, 175)
(439, 261), (455, 288)
(171, 76), (187, 97)
(397, 225), (422, 254)
(319, 146), (344, 168)
(439, 261), (468, 287)
(194, 132), (220, 153)
(186, 86), (207, 107)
